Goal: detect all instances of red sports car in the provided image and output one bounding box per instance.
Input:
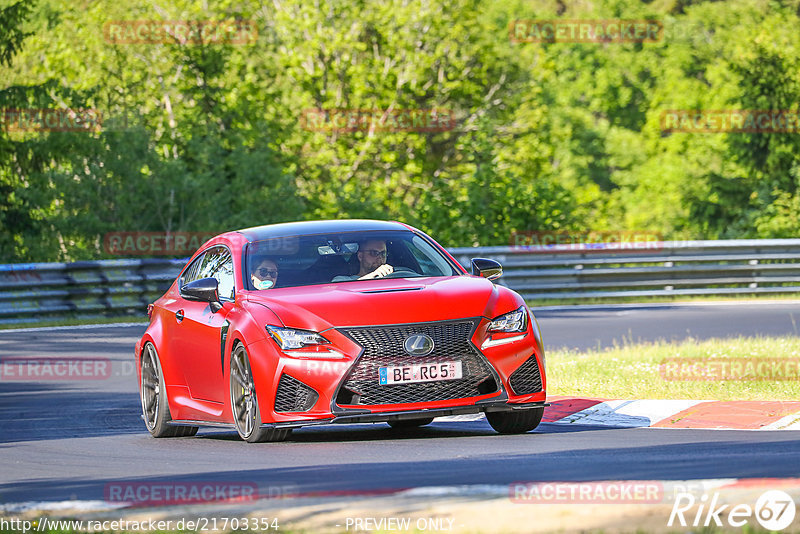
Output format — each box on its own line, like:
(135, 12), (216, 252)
(135, 220), (547, 442)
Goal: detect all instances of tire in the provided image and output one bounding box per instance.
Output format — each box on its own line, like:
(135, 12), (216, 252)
(486, 407), (544, 434)
(140, 342), (199, 438)
(387, 417), (434, 429)
(229, 343), (291, 443)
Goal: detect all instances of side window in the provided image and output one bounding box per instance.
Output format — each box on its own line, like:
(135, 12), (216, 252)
(180, 247), (235, 301)
(408, 235), (450, 276)
(199, 247), (235, 301)
(181, 253), (206, 286)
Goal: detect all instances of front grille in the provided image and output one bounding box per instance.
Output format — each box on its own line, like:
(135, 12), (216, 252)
(336, 320), (498, 406)
(274, 374), (319, 412)
(508, 354), (543, 395)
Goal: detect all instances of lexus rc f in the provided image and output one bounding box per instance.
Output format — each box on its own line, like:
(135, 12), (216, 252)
(135, 220), (547, 442)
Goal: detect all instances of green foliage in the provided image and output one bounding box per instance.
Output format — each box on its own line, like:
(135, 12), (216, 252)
(0, 1), (100, 261)
(3, 0), (800, 261)
(0, 1), (32, 68)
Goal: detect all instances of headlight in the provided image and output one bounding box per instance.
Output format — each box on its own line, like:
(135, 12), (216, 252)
(487, 306), (528, 333)
(266, 326), (331, 350)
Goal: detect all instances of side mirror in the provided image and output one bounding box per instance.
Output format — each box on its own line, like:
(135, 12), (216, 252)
(471, 258), (503, 281)
(180, 277), (223, 313)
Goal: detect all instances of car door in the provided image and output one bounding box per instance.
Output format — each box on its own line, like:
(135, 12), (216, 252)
(170, 245), (235, 404)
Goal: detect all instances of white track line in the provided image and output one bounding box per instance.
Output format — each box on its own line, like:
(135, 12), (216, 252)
(0, 322), (147, 334)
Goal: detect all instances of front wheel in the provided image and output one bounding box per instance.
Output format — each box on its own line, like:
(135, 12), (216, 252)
(140, 342), (198, 438)
(486, 407), (544, 434)
(229, 343), (291, 443)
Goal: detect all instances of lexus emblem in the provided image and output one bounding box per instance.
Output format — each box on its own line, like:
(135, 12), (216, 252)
(403, 334), (434, 356)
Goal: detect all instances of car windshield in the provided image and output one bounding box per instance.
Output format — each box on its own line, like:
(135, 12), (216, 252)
(245, 230), (460, 290)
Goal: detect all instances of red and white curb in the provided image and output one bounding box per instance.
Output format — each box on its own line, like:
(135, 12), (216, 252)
(440, 397), (800, 430)
(543, 396), (800, 430)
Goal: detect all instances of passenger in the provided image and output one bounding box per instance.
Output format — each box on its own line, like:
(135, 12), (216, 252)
(251, 258), (279, 289)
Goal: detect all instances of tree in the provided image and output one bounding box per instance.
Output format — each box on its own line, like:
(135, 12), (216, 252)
(0, 1), (97, 260)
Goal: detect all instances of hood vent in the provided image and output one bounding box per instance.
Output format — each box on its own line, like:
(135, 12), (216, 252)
(357, 287), (423, 294)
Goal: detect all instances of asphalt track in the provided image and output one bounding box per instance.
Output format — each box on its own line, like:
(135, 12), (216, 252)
(1, 302), (800, 508)
(538, 300), (800, 351)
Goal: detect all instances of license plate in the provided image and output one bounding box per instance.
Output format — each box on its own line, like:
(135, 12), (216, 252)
(378, 361), (462, 385)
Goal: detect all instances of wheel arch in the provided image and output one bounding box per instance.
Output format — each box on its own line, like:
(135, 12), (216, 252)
(225, 333), (281, 424)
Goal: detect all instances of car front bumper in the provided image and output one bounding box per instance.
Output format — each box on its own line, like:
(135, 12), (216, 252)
(257, 399), (549, 429)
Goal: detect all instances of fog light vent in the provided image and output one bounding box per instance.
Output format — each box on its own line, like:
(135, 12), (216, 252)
(508, 354), (543, 395)
(275, 374), (319, 412)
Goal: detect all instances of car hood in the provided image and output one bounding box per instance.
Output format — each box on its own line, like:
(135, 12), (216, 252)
(245, 275), (520, 331)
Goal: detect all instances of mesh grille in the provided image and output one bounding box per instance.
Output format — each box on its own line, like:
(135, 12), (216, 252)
(508, 354), (543, 395)
(337, 320), (498, 406)
(274, 374), (319, 412)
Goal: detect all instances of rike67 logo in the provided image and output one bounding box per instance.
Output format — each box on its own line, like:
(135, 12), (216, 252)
(669, 490), (796, 530)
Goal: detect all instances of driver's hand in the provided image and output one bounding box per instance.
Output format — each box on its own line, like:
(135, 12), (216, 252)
(361, 264), (394, 279)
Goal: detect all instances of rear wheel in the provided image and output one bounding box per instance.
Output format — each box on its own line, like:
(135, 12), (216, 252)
(486, 407), (544, 434)
(140, 342), (198, 438)
(387, 417), (434, 429)
(229, 343), (291, 443)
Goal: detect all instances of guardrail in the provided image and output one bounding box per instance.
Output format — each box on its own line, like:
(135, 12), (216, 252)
(0, 259), (187, 325)
(450, 239), (800, 301)
(2, 239), (800, 325)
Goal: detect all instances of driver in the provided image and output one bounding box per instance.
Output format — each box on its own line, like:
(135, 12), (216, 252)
(356, 239), (394, 279)
(251, 258), (279, 289)
(333, 239), (394, 281)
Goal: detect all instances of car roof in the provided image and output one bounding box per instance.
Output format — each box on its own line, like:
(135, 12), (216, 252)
(234, 219), (411, 242)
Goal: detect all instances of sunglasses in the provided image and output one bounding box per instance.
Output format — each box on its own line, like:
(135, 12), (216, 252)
(362, 249), (387, 259)
(257, 268), (278, 277)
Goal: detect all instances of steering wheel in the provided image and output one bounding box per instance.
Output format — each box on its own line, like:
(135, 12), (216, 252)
(382, 266), (419, 279)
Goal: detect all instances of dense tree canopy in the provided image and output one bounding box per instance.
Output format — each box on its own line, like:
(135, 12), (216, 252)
(2, 0), (800, 261)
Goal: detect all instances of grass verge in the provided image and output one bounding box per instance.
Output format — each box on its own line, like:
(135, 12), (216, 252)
(547, 335), (800, 401)
(528, 293), (800, 308)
